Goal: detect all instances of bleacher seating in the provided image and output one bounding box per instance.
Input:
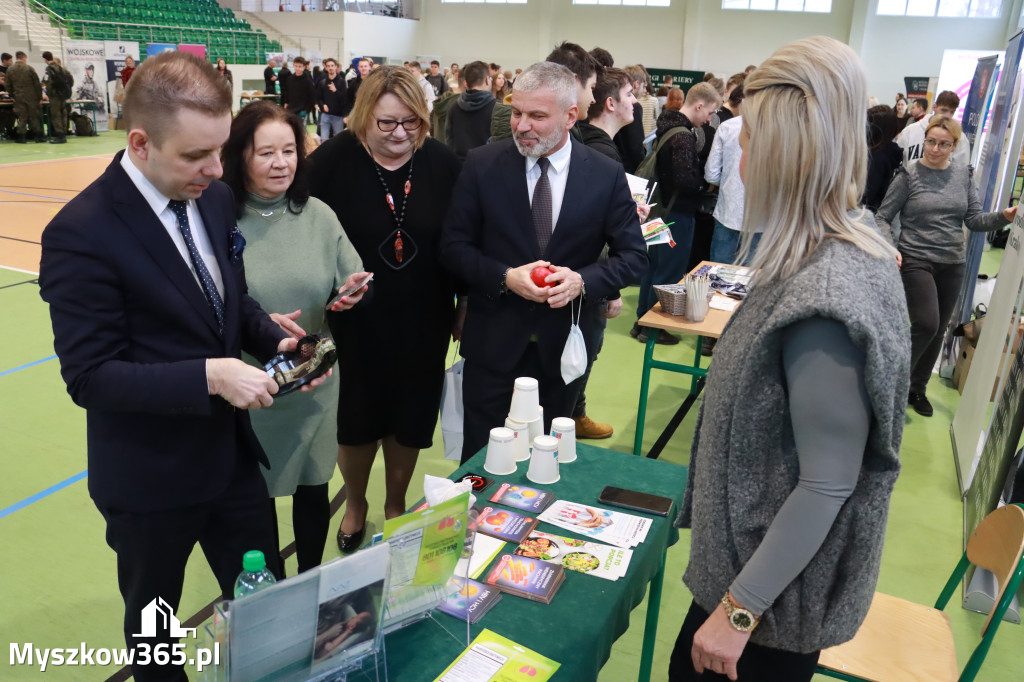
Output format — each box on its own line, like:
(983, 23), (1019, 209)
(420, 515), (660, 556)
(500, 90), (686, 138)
(35, 0), (281, 64)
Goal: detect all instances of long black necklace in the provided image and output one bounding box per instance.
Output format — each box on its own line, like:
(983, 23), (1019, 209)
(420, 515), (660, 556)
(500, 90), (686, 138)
(370, 149), (414, 264)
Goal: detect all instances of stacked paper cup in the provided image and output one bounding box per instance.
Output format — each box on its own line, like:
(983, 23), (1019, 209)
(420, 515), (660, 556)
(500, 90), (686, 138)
(507, 377), (542, 461)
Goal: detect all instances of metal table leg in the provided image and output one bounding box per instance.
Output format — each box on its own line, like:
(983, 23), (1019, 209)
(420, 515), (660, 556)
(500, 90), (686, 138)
(637, 550), (667, 682)
(633, 333), (658, 456)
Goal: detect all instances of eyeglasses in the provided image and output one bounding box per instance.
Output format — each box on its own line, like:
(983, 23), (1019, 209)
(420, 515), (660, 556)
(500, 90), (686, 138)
(376, 118), (422, 133)
(924, 138), (955, 151)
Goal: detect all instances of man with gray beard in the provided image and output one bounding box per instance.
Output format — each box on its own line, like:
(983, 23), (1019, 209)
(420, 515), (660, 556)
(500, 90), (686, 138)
(441, 61), (646, 463)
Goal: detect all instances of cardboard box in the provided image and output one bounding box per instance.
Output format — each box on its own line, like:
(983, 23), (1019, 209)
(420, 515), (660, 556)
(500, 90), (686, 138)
(955, 320), (1024, 400)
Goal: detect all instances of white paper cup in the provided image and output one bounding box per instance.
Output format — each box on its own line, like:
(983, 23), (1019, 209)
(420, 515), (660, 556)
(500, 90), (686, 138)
(527, 416), (543, 445)
(510, 377), (541, 422)
(528, 435), (560, 484)
(505, 417), (531, 462)
(551, 417), (577, 463)
(484, 427), (517, 476)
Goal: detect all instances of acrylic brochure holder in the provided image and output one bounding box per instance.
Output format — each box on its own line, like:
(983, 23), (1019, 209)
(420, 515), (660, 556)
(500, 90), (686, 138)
(200, 493), (473, 682)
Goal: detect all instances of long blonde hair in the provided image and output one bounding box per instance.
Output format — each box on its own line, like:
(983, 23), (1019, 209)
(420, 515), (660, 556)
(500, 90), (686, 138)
(740, 36), (895, 283)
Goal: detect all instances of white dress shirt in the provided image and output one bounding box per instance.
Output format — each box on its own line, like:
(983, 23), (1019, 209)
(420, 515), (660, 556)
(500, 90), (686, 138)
(705, 117), (756, 232)
(120, 150), (225, 298)
(525, 137), (573, 232)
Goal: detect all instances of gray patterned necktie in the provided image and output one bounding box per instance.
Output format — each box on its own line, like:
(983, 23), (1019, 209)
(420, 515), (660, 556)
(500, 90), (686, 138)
(168, 199), (224, 332)
(532, 157), (552, 255)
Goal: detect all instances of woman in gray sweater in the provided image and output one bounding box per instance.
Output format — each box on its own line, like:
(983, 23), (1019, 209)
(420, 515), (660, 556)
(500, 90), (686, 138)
(671, 37), (911, 681)
(875, 116), (1015, 417)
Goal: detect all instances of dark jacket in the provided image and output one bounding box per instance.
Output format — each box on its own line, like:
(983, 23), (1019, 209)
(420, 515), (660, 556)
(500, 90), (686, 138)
(284, 72), (315, 113)
(425, 73), (448, 97)
(863, 142), (903, 213)
(317, 74), (347, 115)
(613, 102), (645, 173)
(263, 65), (276, 93)
(445, 88), (496, 161)
(277, 66), (292, 100)
(344, 75), (363, 116)
(579, 121), (622, 163)
(655, 109), (704, 214)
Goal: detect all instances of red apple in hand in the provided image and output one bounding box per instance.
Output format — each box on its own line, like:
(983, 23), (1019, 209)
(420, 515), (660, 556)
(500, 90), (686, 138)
(531, 266), (554, 288)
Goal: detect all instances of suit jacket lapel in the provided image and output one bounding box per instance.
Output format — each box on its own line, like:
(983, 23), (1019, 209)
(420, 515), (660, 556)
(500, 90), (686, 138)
(108, 157), (222, 337)
(503, 142), (537, 259)
(551, 140), (590, 245)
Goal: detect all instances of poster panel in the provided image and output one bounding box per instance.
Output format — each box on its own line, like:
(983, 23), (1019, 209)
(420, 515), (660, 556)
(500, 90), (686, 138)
(146, 44), (176, 58)
(65, 39), (109, 132)
(103, 41), (139, 121)
(177, 44), (207, 60)
(904, 76), (930, 101)
(936, 49), (1003, 124)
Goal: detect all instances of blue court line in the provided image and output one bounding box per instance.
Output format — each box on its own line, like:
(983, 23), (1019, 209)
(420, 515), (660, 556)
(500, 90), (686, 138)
(0, 470), (88, 519)
(0, 188), (71, 202)
(0, 355), (57, 377)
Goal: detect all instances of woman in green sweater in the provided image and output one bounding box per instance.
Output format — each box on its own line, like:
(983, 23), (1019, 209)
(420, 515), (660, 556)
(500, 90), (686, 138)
(222, 101), (369, 573)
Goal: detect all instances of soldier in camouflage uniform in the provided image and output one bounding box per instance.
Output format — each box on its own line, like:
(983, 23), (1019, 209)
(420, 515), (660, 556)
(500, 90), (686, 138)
(42, 51), (68, 143)
(7, 51), (45, 143)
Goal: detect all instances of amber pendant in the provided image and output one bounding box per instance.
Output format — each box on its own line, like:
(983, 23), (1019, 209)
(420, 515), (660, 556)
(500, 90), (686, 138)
(395, 230), (404, 263)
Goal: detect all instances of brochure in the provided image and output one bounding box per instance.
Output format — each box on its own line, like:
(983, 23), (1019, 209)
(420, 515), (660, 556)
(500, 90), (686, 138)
(436, 577), (502, 623)
(488, 483), (554, 513)
(455, 533), (506, 580)
(457, 472), (496, 494)
(471, 505), (539, 544)
(310, 544), (389, 678)
(434, 629), (560, 682)
(537, 501), (652, 549)
(483, 553), (565, 604)
(514, 530), (632, 581)
(382, 493), (470, 630)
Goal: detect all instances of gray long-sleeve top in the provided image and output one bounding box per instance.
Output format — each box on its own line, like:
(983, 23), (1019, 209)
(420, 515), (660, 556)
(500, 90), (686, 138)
(728, 316), (871, 616)
(875, 161), (1009, 264)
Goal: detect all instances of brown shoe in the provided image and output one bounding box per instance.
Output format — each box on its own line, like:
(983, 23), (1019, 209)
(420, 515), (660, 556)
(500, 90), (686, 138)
(574, 415), (613, 439)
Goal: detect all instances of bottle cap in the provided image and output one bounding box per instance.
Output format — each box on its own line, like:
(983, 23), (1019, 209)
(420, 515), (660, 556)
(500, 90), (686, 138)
(242, 550), (266, 572)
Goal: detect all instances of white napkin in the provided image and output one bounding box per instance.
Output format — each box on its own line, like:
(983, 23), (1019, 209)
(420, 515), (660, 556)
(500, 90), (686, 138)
(423, 474), (476, 508)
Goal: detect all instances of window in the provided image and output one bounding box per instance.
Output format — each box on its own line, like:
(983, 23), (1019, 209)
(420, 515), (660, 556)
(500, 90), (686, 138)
(441, 0), (527, 3)
(722, 0), (832, 10)
(877, 0), (1000, 17)
(573, 0), (671, 5)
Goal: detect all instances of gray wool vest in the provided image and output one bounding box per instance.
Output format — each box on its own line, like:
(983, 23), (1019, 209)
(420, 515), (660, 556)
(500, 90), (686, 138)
(676, 232), (911, 652)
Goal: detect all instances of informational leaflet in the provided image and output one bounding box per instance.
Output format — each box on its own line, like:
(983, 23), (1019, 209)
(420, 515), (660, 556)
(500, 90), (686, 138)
(454, 533), (506, 580)
(382, 493), (470, 630)
(513, 530), (632, 581)
(434, 629), (560, 682)
(436, 577), (502, 623)
(310, 544), (389, 679)
(538, 501), (652, 549)
(488, 483), (554, 513)
(228, 570), (320, 682)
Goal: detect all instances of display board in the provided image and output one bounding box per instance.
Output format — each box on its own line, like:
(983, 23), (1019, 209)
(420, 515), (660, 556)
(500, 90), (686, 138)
(65, 40), (109, 132)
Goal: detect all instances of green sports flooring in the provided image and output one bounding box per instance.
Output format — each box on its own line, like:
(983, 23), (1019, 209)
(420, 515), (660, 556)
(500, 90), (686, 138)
(1, 136), (1021, 681)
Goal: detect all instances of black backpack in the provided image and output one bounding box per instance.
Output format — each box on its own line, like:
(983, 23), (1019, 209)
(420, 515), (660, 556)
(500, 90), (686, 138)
(71, 113), (94, 136)
(51, 66), (73, 99)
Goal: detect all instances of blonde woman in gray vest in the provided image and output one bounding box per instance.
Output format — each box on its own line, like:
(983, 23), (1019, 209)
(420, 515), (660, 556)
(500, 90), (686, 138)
(670, 36), (911, 682)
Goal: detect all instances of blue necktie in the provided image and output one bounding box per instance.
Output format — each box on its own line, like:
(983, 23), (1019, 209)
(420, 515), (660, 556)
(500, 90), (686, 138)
(168, 200), (224, 332)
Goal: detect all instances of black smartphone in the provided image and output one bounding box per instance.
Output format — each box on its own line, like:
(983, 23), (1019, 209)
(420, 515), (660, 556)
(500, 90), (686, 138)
(326, 272), (374, 310)
(598, 486), (673, 517)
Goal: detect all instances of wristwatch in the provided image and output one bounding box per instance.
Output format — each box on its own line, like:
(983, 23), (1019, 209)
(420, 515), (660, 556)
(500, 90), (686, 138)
(499, 267), (511, 296)
(721, 593), (758, 632)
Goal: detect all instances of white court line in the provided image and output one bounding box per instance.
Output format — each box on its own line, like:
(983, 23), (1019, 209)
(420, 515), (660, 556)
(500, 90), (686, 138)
(1, 264), (39, 276)
(0, 153), (115, 168)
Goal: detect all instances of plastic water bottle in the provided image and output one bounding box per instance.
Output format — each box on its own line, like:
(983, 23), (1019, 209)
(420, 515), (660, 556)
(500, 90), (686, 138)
(233, 550), (277, 599)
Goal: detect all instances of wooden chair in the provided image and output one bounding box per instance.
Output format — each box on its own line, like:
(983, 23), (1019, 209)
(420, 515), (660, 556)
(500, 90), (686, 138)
(816, 503), (1024, 682)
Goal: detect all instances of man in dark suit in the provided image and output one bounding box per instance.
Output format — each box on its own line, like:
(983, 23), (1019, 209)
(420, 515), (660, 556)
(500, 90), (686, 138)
(441, 61), (647, 463)
(38, 51), (325, 681)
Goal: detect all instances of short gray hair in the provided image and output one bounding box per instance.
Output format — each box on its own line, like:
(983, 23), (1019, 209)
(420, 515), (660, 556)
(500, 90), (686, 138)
(513, 61), (577, 111)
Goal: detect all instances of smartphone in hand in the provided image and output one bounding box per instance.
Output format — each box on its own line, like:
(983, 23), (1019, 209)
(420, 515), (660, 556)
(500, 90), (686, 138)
(326, 272), (373, 310)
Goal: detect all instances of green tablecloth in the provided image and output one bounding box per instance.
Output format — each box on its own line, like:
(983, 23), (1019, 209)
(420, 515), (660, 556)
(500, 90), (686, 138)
(371, 442), (688, 681)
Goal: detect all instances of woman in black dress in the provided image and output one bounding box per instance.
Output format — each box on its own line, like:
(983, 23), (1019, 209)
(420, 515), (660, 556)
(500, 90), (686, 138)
(308, 66), (461, 553)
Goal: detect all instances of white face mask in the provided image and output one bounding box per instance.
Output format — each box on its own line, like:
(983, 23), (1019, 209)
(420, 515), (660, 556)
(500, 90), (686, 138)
(560, 298), (587, 385)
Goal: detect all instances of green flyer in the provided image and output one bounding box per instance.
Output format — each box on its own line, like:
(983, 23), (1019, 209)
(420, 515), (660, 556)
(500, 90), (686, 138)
(384, 492), (469, 587)
(433, 629), (560, 681)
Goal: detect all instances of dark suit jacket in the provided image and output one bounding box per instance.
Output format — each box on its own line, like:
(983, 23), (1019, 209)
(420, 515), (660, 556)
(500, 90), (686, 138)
(440, 138), (646, 377)
(39, 151), (286, 513)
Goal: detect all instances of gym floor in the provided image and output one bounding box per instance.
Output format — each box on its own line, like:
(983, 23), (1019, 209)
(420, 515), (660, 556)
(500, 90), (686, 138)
(1, 132), (1019, 681)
